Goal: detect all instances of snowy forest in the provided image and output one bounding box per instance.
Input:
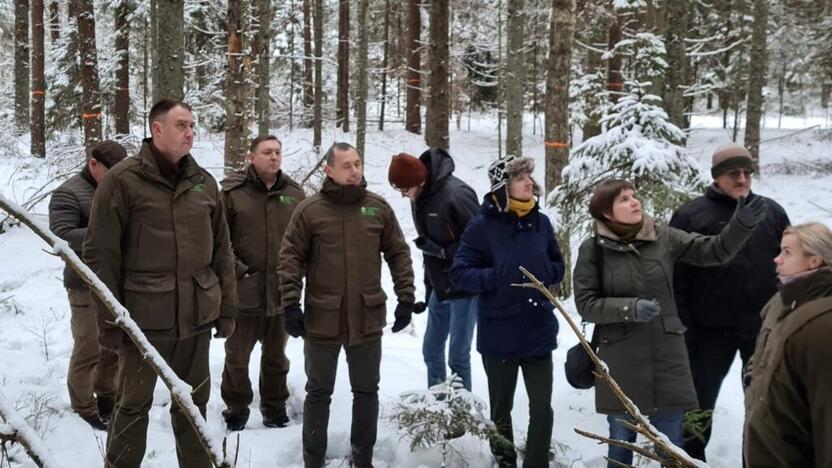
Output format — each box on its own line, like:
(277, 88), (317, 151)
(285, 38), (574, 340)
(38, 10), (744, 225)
(2, 0), (832, 467)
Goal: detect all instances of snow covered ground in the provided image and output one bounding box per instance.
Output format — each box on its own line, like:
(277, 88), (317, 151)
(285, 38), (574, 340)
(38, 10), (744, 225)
(1, 116), (830, 467)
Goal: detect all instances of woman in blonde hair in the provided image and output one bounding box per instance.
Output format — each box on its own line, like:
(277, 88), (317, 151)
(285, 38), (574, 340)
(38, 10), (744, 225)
(745, 222), (832, 468)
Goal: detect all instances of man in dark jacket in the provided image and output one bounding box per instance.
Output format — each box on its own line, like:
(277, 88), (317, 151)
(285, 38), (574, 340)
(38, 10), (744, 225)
(278, 142), (415, 468)
(220, 135), (305, 431)
(387, 149), (479, 391)
(49, 140), (127, 430)
(84, 99), (237, 468)
(670, 143), (790, 462)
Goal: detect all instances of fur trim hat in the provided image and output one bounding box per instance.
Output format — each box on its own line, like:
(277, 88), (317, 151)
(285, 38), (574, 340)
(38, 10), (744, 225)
(487, 156), (542, 210)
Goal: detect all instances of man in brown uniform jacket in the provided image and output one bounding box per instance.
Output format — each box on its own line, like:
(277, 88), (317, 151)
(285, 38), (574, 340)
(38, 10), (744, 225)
(83, 99), (237, 468)
(278, 142), (415, 468)
(220, 135), (305, 431)
(49, 140), (126, 430)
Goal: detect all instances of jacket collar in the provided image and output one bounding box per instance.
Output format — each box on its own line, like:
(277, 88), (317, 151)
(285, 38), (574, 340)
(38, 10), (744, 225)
(596, 215), (656, 242)
(138, 138), (202, 191)
(80, 166), (97, 188)
(245, 164), (287, 192)
(706, 184), (756, 206)
(779, 267), (832, 313)
(320, 177), (367, 204)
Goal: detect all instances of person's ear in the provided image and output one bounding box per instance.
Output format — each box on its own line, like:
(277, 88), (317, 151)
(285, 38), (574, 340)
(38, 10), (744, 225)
(809, 255), (823, 269)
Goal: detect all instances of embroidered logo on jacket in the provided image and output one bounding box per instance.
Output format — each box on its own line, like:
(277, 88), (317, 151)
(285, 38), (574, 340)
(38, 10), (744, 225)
(280, 195), (296, 204)
(360, 206), (379, 217)
(190, 183), (205, 192)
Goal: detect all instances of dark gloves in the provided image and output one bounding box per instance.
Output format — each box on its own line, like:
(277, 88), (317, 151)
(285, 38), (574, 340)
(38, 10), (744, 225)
(414, 237), (446, 259)
(99, 328), (124, 353)
(733, 195), (766, 228)
(214, 317), (236, 338)
(633, 299), (661, 322)
(284, 304), (305, 338)
(413, 301), (428, 314)
(392, 302), (414, 333)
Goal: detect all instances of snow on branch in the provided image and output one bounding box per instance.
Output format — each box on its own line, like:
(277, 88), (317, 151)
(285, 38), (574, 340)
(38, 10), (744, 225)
(0, 194), (233, 468)
(0, 388), (61, 468)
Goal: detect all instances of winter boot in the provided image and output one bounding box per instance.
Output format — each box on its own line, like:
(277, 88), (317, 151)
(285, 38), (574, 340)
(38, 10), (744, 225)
(262, 408), (290, 428)
(223, 411), (249, 432)
(80, 413), (107, 431)
(97, 396), (115, 424)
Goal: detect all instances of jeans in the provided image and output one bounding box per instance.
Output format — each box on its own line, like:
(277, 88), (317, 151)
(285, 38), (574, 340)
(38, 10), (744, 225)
(606, 410), (683, 468)
(422, 292), (478, 390)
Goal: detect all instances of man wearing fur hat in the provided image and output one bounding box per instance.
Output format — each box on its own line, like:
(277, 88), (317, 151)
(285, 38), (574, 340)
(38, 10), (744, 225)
(670, 143), (790, 462)
(450, 155), (564, 467)
(387, 149), (480, 392)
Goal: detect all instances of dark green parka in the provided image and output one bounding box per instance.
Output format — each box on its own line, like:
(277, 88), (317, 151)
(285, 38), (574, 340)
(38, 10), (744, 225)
(573, 215), (754, 414)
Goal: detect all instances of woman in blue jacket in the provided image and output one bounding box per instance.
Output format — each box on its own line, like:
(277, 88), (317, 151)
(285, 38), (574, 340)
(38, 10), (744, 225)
(450, 155), (565, 468)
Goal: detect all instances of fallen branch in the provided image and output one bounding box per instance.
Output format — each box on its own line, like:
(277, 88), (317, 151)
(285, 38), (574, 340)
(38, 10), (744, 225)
(513, 266), (707, 468)
(809, 200), (832, 215)
(0, 194), (232, 468)
(0, 388), (61, 468)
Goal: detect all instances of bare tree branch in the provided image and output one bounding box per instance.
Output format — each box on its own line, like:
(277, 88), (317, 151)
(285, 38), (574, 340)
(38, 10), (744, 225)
(0, 388), (61, 468)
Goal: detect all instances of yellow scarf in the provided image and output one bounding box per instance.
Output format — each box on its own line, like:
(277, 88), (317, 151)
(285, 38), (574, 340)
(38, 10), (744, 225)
(508, 197), (535, 218)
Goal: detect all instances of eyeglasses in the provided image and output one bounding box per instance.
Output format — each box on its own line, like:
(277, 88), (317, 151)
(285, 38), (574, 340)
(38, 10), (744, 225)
(725, 169), (754, 179)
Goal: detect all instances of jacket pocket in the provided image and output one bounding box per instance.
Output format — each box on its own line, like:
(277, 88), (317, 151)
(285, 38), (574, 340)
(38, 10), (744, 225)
(598, 322), (629, 345)
(193, 268), (222, 326)
(661, 315), (687, 335)
(304, 291), (342, 338)
(361, 290), (388, 334)
(236, 270), (263, 311)
(123, 273), (176, 331)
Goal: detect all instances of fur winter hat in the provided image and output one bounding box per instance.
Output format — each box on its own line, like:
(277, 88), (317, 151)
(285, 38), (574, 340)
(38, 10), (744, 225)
(388, 152), (428, 189)
(711, 143), (753, 178)
(487, 156), (542, 211)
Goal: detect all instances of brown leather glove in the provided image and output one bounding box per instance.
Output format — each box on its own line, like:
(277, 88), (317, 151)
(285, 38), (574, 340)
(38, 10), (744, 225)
(214, 317), (236, 338)
(99, 328), (124, 353)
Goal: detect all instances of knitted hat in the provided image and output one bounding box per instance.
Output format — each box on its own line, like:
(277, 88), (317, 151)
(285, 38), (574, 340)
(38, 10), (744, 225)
(711, 143), (753, 178)
(388, 153), (428, 189)
(487, 156), (541, 211)
(91, 140), (128, 169)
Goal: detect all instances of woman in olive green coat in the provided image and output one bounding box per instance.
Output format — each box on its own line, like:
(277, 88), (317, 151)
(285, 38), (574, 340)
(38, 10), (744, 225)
(572, 179), (765, 467)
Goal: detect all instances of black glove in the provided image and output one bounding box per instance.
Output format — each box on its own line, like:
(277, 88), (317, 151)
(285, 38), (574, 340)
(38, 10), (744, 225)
(284, 304), (305, 338)
(733, 195), (766, 228)
(413, 301), (428, 314)
(392, 302), (413, 333)
(414, 237), (447, 259)
(633, 299), (661, 322)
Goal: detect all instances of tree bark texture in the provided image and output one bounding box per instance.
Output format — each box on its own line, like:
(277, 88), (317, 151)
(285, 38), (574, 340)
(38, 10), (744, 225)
(336, 0), (350, 131)
(313, 0), (323, 150)
(545, 0), (574, 194)
(254, 0), (272, 136)
(405, 0), (421, 134)
(425, 0), (449, 149)
(663, 0), (689, 131)
(355, 0), (369, 157)
(75, 0), (103, 159)
(744, 0), (768, 170)
(224, 0), (250, 173)
(48, 1), (59, 41)
(31, 0), (45, 158)
(378, 0), (390, 131)
(302, 0), (314, 112)
(154, 0), (184, 101)
(607, 12), (622, 104)
(505, 0), (526, 158)
(115, 0), (131, 135)
(15, 0), (30, 133)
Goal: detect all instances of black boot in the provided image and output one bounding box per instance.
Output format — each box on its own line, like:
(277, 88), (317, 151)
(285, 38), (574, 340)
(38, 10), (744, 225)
(223, 410), (249, 432)
(80, 413), (107, 431)
(262, 408), (290, 428)
(97, 396), (115, 425)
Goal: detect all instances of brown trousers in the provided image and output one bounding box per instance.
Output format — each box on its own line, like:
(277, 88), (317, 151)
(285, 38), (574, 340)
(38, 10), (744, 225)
(221, 314), (290, 417)
(303, 339), (381, 468)
(67, 288), (119, 416)
(105, 333), (211, 468)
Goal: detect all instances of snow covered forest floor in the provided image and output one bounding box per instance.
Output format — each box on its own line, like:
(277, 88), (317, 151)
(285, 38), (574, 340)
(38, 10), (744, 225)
(1, 115), (831, 467)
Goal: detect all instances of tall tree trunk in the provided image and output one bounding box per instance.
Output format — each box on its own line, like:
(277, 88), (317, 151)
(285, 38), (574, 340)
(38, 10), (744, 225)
(607, 12), (622, 105)
(31, 0), (45, 158)
(663, 0), (689, 131)
(545, 0), (574, 194)
(15, 0), (30, 133)
(150, 0), (158, 96)
(302, 0), (314, 113)
(405, 0), (421, 134)
(75, 0), (103, 158)
(355, 0), (368, 157)
(254, 0), (271, 135)
(288, 0), (297, 129)
(378, 0), (390, 131)
(505, 0), (526, 158)
(224, 0), (250, 172)
(336, 0), (350, 130)
(425, 0), (449, 149)
(154, 0), (184, 101)
(48, 1), (59, 41)
(312, 0), (323, 150)
(115, 0), (131, 135)
(744, 0), (768, 171)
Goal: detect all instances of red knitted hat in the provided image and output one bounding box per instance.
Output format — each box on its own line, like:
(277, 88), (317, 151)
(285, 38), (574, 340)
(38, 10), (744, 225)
(388, 153), (428, 189)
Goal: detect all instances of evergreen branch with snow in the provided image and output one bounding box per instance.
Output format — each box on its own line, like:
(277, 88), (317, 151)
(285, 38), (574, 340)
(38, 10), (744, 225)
(0, 194), (233, 468)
